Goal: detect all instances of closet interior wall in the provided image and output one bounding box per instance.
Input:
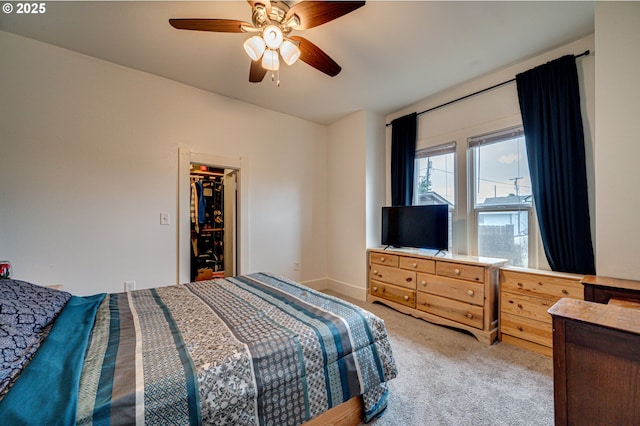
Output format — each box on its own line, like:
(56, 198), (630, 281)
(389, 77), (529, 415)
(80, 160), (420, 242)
(190, 164), (225, 281)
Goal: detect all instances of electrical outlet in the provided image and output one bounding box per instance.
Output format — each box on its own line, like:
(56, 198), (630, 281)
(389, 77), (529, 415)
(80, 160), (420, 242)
(160, 213), (170, 225)
(124, 280), (136, 292)
(294, 262), (300, 271)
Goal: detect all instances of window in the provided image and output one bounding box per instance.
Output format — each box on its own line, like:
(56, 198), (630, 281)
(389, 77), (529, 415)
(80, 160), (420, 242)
(414, 142), (456, 251)
(469, 127), (533, 266)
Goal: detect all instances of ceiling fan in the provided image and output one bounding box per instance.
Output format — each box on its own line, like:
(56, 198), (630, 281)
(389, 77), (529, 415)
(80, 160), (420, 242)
(169, 1), (365, 84)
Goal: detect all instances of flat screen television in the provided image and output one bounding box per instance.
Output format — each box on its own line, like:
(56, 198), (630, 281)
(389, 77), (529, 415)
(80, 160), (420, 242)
(381, 204), (449, 251)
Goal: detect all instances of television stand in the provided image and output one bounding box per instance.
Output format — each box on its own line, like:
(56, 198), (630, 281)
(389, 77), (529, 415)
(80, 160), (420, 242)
(367, 247), (507, 345)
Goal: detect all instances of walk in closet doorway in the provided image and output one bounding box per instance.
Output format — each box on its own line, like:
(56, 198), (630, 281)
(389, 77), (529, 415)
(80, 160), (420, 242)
(190, 164), (237, 281)
(178, 148), (249, 285)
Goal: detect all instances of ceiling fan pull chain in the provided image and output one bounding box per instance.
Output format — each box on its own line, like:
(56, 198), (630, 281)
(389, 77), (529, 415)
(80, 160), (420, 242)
(276, 69), (281, 87)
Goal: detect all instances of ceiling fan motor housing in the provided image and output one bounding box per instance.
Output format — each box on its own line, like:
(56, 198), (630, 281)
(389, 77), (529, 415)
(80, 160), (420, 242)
(252, 1), (296, 34)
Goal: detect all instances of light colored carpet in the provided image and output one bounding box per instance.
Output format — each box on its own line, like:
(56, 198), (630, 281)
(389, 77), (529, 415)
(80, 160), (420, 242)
(329, 293), (555, 426)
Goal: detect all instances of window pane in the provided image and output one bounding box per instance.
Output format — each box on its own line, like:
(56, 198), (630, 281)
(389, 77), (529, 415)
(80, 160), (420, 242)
(473, 135), (531, 207)
(415, 150), (455, 253)
(415, 152), (455, 206)
(478, 210), (528, 267)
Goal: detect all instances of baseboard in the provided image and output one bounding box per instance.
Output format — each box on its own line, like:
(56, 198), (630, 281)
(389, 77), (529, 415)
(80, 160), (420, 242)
(300, 277), (331, 291)
(325, 278), (367, 301)
(299, 277), (366, 301)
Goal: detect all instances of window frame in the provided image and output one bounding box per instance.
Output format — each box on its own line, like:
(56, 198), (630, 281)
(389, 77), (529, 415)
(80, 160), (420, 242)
(413, 141), (457, 253)
(467, 126), (538, 267)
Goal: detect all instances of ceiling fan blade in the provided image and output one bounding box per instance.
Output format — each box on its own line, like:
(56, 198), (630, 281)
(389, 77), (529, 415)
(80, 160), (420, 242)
(169, 19), (250, 33)
(290, 36), (341, 77)
(249, 60), (268, 83)
(247, 0), (271, 15)
(286, 1), (365, 30)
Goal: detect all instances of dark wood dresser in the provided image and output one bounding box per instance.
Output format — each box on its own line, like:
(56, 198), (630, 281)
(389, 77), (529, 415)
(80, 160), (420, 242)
(582, 274), (640, 304)
(549, 297), (640, 425)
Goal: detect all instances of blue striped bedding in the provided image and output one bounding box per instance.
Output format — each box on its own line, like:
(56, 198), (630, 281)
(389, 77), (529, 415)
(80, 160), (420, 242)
(0, 273), (397, 425)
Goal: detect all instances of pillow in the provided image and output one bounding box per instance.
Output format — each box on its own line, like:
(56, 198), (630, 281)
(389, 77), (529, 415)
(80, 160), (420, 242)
(0, 280), (71, 397)
(0, 323), (53, 399)
(0, 279), (71, 333)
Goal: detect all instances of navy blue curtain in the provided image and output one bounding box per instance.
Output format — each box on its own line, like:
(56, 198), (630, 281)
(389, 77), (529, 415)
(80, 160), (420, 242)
(391, 113), (417, 206)
(516, 55), (595, 274)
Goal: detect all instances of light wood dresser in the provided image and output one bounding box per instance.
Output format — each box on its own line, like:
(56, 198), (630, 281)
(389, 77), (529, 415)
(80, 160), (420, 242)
(367, 248), (506, 345)
(499, 266), (584, 356)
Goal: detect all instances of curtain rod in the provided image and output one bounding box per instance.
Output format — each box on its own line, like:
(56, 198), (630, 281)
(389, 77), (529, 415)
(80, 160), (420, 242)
(386, 50), (591, 127)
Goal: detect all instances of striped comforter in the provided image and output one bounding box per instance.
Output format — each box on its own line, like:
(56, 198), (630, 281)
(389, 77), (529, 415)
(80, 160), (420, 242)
(7, 273), (396, 425)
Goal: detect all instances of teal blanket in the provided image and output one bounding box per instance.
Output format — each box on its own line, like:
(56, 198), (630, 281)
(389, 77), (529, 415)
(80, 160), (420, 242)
(0, 294), (105, 425)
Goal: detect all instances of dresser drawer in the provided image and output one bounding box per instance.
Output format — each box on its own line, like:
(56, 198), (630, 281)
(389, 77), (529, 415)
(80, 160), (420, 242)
(399, 256), (436, 274)
(370, 280), (416, 308)
(501, 270), (582, 300)
(501, 312), (551, 348)
(416, 292), (484, 329)
(417, 273), (484, 306)
(436, 261), (485, 283)
(369, 252), (399, 267)
(501, 291), (554, 325)
(369, 263), (416, 289)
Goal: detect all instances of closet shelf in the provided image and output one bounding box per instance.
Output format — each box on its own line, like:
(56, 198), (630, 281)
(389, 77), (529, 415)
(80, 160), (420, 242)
(201, 227), (224, 233)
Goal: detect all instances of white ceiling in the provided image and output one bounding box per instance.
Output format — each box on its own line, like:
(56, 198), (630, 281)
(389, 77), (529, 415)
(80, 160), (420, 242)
(0, 1), (594, 125)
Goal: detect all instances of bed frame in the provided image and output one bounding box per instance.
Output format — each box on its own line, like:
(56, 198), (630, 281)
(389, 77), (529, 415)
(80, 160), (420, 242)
(303, 396), (363, 426)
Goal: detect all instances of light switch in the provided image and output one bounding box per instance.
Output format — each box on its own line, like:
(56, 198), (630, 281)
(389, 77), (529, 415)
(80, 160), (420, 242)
(160, 213), (170, 225)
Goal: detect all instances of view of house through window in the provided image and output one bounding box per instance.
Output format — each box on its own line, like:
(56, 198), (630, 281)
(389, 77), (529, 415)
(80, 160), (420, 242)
(469, 127), (532, 266)
(414, 142), (455, 252)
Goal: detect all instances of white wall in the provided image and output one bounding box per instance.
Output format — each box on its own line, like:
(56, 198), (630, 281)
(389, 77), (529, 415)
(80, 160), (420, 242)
(0, 31), (328, 295)
(325, 110), (386, 300)
(594, 3), (640, 279)
(385, 35), (595, 269)
(326, 111), (367, 298)
(365, 111), (386, 250)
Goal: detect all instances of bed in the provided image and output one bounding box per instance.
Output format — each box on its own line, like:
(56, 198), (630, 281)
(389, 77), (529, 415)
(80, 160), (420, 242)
(0, 272), (397, 425)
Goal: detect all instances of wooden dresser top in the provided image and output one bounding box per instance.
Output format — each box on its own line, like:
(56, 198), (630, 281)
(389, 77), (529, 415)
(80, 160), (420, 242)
(368, 248), (507, 268)
(582, 275), (640, 292)
(549, 298), (640, 336)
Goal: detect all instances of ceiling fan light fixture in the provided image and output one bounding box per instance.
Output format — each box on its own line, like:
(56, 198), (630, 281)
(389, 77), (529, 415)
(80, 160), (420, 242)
(280, 39), (301, 65)
(262, 25), (283, 50)
(243, 36), (266, 61)
(262, 49), (280, 71)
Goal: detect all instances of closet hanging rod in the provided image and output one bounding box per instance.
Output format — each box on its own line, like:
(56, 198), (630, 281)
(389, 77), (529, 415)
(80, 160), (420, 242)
(385, 50), (591, 127)
(191, 170), (224, 177)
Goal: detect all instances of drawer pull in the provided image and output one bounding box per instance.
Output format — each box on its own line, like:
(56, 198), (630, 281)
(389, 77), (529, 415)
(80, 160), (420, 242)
(420, 281), (427, 286)
(466, 313), (473, 319)
(412, 262), (417, 268)
(372, 286), (378, 292)
(403, 295), (409, 301)
(467, 290), (474, 297)
(454, 268), (461, 275)
(562, 289), (569, 295)
(373, 270), (378, 275)
(380, 257), (385, 262)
